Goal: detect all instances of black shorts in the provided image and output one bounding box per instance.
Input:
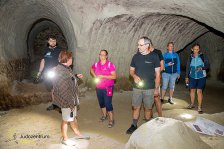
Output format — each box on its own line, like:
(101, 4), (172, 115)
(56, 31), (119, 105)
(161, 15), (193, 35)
(189, 77), (206, 90)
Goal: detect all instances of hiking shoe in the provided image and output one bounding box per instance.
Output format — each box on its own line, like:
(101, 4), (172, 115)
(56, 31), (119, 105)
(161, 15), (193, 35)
(100, 115), (108, 122)
(108, 120), (115, 128)
(187, 104), (195, 109)
(61, 139), (76, 146)
(126, 124), (137, 134)
(168, 98), (174, 104)
(198, 107), (203, 114)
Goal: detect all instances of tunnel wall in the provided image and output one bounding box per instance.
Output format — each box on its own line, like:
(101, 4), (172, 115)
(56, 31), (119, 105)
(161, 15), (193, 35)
(0, 0), (223, 84)
(1, 0), (223, 79)
(0, 0), (224, 109)
(75, 14), (208, 78)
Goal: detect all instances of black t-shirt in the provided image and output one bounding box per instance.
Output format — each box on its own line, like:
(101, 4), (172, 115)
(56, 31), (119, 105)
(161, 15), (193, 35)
(153, 49), (163, 61)
(130, 52), (160, 89)
(42, 47), (61, 71)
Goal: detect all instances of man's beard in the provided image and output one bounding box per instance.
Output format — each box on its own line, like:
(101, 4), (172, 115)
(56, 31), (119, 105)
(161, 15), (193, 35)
(49, 45), (56, 48)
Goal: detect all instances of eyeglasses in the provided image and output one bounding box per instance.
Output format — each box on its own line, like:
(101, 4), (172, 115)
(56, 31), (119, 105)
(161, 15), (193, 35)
(137, 43), (149, 47)
(193, 48), (200, 51)
(99, 54), (107, 56)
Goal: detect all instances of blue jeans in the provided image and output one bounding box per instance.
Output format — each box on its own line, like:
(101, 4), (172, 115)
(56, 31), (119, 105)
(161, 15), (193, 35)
(162, 72), (178, 90)
(96, 87), (113, 112)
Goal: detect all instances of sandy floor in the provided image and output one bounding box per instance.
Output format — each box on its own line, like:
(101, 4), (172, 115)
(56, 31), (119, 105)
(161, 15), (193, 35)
(0, 81), (224, 149)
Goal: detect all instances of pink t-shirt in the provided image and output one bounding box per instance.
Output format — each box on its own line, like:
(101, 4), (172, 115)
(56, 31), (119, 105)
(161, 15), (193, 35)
(91, 60), (116, 89)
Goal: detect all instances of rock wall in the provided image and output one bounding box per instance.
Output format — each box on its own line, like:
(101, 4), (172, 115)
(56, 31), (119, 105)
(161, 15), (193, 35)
(0, 0), (224, 108)
(1, 0), (223, 78)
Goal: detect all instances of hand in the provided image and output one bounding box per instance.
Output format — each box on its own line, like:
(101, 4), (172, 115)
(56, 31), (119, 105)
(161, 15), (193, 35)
(154, 88), (159, 97)
(185, 78), (189, 84)
(168, 62), (174, 66)
(37, 71), (41, 77)
(98, 75), (104, 79)
(133, 75), (141, 84)
(33, 72), (42, 84)
(196, 67), (202, 72)
(77, 74), (84, 79)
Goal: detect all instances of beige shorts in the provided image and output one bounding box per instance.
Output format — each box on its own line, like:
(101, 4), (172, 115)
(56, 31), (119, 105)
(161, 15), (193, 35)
(61, 107), (77, 122)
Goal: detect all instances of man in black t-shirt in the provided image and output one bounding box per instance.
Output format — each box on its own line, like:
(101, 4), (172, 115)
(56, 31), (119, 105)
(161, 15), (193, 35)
(36, 36), (61, 79)
(36, 35), (62, 111)
(152, 49), (164, 71)
(126, 37), (161, 134)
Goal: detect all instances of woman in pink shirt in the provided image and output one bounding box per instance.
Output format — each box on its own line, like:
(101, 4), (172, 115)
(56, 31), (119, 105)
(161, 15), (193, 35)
(90, 50), (116, 128)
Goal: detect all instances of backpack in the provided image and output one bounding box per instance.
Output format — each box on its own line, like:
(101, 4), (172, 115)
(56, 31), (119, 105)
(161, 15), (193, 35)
(190, 54), (210, 73)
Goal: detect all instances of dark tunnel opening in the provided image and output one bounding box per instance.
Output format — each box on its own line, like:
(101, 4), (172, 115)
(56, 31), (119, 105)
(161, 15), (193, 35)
(26, 18), (68, 79)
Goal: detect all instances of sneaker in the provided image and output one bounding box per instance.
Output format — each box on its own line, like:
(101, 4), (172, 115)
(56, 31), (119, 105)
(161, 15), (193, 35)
(187, 104), (195, 109)
(126, 124), (137, 134)
(61, 139), (76, 146)
(198, 107), (203, 114)
(168, 98), (174, 104)
(108, 120), (115, 128)
(100, 115), (107, 122)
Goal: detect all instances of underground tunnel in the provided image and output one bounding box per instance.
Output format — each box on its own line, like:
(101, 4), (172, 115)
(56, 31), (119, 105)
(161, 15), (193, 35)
(27, 19), (68, 78)
(0, 0), (224, 149)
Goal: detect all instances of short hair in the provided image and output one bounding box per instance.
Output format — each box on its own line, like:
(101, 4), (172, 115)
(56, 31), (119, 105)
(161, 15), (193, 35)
(192, 43), (200, 49)
(167, 42), (174, 47)
(100, 49), (108, 56)
(48, 35), (57, 40)
(58, 50), (72, 63)
(140, 36), (153, 46)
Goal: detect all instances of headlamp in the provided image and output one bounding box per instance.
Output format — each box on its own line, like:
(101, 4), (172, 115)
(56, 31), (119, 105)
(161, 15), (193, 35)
(46, 70), (55, 79)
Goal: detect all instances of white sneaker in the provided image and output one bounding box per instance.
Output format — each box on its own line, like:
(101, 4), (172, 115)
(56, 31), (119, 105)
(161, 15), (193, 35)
(168, 98), (174, 104)
(62, 139), (76, 146)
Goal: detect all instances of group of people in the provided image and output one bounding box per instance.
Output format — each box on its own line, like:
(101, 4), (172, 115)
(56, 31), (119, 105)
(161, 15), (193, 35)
(36, 35), (209, 146)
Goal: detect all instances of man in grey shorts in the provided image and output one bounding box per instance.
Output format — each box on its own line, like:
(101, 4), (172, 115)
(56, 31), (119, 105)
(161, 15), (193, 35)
(126, 37), (161, 134)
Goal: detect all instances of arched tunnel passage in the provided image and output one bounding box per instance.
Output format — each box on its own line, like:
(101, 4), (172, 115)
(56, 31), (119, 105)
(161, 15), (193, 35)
(0, 0), (223, 108)
(0, 1), (224, 148)
(27, 18), (68, 79)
